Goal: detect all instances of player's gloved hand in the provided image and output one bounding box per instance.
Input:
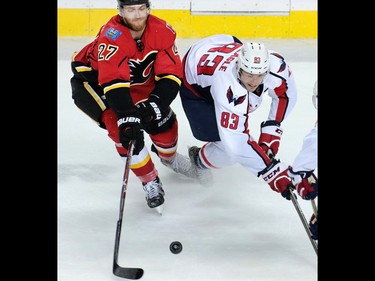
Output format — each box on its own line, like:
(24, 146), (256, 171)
(117, 110), (144, 155)
(309, 213), (318, 240)
(137, 94), (163, 124)
(288, 167), (318, 200)
(280, 185), (295, 201)
(258, 120), (283, 158)
(258, 158), (293, 200)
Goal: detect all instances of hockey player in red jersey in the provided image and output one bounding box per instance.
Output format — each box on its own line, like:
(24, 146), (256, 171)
(180, 34), (298, 198)
(70, 0), (194, 210)
(288, 80), (318, 240)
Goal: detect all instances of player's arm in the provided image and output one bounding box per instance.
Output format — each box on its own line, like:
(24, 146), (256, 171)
(287, 125), (318, 200)
(71, 42), (99, 83)
(137, 38), (182, 123)
(266, 53), (298, 123)
(153, 40), (182, 103)
(98, 37), (144, 154)
(259, 55), (298, 157)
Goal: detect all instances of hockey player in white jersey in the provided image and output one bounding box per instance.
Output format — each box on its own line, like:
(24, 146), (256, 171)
(180, 34), (297, 198)
(288, 80), (318, 239)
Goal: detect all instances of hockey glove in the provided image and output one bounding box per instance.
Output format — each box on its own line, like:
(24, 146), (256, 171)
(309, 213), (318, 240)
(258, 120), (283, 158)
(137, 94), (176, 135)
(288, 167), (318, 200)
(259, 158), (293, 200)
(137, 94), (163, 124)
(117, 111), (144, 155)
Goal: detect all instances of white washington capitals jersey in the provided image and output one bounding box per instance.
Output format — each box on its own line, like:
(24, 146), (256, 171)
(182, 34), (298, 174)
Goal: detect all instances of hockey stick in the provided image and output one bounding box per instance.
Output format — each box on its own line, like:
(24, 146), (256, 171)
(311, 199), (318, 217)
(288, 185), (318, 255)
(113, 140), (144, 279)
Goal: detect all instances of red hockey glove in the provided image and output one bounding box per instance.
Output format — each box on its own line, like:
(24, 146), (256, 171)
(117, 110), (144, 155)
(288, 168), (318, 200)
(259, 159), (293, 199)
(258, 120), (283, 157)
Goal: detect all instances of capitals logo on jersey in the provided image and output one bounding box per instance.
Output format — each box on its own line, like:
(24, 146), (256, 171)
(226, 86), (246, 106)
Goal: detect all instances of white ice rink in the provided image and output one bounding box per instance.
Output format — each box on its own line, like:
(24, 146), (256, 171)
(58, 36), (317, 281)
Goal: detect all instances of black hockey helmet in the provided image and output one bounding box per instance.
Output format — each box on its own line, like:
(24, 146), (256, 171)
(117, 0), (150, 7)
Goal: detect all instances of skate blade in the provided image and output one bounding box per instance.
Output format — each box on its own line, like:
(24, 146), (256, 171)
(155, 204), (164, 215)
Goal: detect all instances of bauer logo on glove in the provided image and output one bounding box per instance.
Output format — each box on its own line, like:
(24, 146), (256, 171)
(149, 102), (162, 120)
(117, 116), (141, 126)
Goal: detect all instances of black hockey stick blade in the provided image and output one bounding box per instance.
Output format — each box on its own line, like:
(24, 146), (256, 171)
(113, 219), (144, 279)
(113, 264), (144, 279)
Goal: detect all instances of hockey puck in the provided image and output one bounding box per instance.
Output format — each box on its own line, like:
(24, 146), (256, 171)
(169, 241), (183, 254)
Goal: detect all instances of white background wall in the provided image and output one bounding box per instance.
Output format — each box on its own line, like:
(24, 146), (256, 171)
(57, 0), (317, 11)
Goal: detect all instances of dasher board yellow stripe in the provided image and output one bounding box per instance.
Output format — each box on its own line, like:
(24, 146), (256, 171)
(58, 9), (317, 38)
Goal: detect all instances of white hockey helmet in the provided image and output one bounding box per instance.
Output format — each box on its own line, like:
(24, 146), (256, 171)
(237, 42), (270, 75)
(312, 80), (318, 110)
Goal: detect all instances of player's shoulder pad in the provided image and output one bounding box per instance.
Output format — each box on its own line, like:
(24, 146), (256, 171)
(147, 15), (177, 45)
(269, 51), (288, 74)
(99, 15), (125, 43)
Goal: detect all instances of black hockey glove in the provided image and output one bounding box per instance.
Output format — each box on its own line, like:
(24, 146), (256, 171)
(136, 94), (176, 135)
(280, 185), (295, 201)
(117, 110), (144, 155)
(137, 94), (163, 124)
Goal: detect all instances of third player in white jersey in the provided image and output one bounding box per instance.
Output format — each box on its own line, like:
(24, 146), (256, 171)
(288, 81), (318, 239)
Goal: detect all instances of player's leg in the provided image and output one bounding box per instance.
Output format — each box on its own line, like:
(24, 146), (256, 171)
(102, 109), (164, 209)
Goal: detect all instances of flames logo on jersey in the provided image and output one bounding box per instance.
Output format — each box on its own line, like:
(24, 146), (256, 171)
(226, 86), (246, 106)
(128, 51), (158, 85)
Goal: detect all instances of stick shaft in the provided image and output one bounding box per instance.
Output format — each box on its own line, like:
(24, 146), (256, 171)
(288, 186), (318, 255)
(112, 141), (144, 279)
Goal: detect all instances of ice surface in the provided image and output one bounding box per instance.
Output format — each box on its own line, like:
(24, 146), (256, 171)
(58, 37), (317, 281)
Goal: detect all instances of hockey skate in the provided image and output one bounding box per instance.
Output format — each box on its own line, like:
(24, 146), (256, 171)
(142, 177), (165, 212)
(160, 153), (196, 178)
(151, 144), (195, 178)
(188, 146), (213, 186)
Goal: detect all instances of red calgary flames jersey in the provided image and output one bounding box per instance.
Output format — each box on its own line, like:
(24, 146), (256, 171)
(73, 14), (182, 104)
